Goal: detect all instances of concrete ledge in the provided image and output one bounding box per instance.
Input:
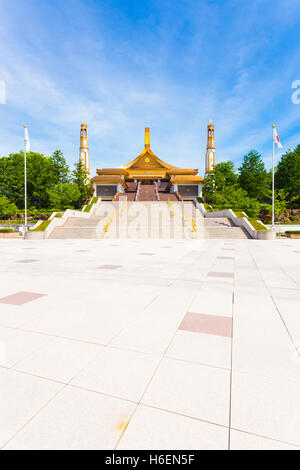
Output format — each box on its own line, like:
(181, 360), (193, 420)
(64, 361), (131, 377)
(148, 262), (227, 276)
(193, 201), (276, 240)
(24, 231), (46, 240)
(0, 232), (22, 238)
(26, 199), (102, 240)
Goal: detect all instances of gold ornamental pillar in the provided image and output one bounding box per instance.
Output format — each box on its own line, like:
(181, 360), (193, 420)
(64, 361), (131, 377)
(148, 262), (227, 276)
(79, 121), (90, 175)
(205, 121), (216, 175)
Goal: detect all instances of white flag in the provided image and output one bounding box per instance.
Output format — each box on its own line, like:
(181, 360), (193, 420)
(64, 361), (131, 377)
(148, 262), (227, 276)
(24, 125), (30, 151)
(273, 126), (283, 149)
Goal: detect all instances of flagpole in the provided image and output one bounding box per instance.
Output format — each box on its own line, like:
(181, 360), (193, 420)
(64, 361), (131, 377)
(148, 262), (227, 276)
(24, 126), (27, 229)
(272, 124), (275, 230)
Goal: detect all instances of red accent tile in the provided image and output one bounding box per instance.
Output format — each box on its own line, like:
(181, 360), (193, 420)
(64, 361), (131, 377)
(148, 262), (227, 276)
(0, 292), (47, 306)
(208, 271), (234, 278)
(16, 259), (38, 263)
(179, 312), (232, 338)
(97, 264), (122, 270)
(139, 253), (154, 256)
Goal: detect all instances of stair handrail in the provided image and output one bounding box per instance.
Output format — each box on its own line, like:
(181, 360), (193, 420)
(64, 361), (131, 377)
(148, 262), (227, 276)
(135, 182), (141, 201)
(167, 197), (175, 217)
(155, 182), (160, 201)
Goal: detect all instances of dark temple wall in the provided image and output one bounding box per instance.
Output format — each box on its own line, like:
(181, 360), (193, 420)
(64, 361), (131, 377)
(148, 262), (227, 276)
(96, 185), (118, 198)
(177, 185), (198, 198)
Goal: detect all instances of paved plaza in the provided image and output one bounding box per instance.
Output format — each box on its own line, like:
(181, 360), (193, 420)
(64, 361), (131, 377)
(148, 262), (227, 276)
(0, 237), (299, 450)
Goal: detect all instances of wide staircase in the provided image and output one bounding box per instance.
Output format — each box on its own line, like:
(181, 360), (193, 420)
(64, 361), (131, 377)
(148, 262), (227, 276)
(203, 217), (249, 239)
(49, 201), (249, 239)
(136, 183), (157, 201)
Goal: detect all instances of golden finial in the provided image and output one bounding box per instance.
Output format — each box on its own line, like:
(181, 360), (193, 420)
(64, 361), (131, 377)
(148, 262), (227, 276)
(145, 127), (150, 148)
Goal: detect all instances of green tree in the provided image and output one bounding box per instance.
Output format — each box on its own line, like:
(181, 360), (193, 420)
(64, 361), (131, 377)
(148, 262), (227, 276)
(72, 160), (93, 208)
(0, 196), (18, 218)
(0, 153), (25, 207)
(203, 161), (237, 202)
(50, 150), (70, 184)
(275, 145), (300, 205)
(26, 152), (58, 208)
(48, 183), (80, 210)
(213, 186), (261, 218)
(0, 150), (71, 210)
(238, 150), (270, 201)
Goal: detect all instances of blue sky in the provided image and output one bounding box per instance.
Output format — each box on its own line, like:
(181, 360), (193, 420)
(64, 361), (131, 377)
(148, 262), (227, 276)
(0, 0), (299, 176)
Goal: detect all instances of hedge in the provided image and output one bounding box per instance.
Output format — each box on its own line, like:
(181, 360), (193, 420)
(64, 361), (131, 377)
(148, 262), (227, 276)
(83, 197), (98, 213)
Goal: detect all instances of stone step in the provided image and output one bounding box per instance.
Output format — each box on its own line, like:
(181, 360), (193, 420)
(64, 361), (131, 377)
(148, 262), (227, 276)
(202, 227), (249, 239)
(49, 227), (98, 239)
(49, 203), (250, 239)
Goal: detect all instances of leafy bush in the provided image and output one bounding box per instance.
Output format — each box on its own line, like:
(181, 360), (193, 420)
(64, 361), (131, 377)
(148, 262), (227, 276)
(31, 220), (52, 231)
(247, 218), (268, 231)
(83, 197), (98, 213)
(211, 186), (261, 218)
(0, 196), (18, 218)
(0, 228), (14, 233)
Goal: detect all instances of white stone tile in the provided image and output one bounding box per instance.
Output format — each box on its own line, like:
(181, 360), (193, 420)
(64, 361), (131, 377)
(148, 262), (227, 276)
(111, 290), (193, 355)
(61, 309), (131, 345)
(232, 292), (300, 383)
(0, 303), (45, 329)
(15, 337), (102, 383)
(230, 429), (298, 450)
(272, 297), (300, 343)
(3, 386), (136, 450)
(166, 330), (231, 369)
(142, 358), (230, 426)
(118, 405), (228, 450)
(72, 347), (160, 402)
(21, 302), (89, 336)
(0, 327), (50, 368)
(189, 283), (233, 317)
(0, 368), (62, 448)
(231, 371), (300, 447)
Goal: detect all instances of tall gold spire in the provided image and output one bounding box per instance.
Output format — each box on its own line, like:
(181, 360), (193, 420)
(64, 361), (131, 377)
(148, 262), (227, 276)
(145, 127), (150, 149)
(205, 121), (215, 175)
(79, 122), (90, 175)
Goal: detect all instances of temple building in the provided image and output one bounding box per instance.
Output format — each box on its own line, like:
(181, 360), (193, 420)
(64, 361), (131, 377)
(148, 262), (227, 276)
(89, 126), (214, 201)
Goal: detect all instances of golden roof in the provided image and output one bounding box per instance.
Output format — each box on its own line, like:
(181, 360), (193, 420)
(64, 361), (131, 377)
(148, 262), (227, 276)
(94, 128), (201, 182)
(96, 168), (128, 176)
(91, 175), (126, 188)
(122, 128), (176, 172)
(170, 175), (204, 184)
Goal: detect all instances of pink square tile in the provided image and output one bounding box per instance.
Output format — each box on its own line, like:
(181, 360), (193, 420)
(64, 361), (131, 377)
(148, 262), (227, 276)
(75, 250), (89, 253)
(16, 259), (38, 263)
(97, 265), (122, 270)
(208, 271), (234, 279)
(179, 312), (232, 338)
(0, 292), (47, 306)
(139, 253), (154, 256)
